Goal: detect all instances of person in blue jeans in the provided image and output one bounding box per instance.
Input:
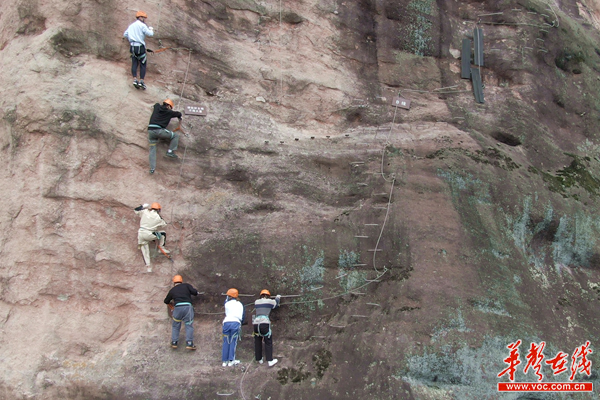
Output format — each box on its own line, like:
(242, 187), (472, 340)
(164, 275), (199, 350)
(222, 288), (245, 366)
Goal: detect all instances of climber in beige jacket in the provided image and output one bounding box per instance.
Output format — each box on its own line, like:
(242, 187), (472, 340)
(134, 202), (169, 272)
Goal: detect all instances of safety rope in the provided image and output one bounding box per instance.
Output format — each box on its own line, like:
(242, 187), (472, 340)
(372, 178), (395, 274)
(156, 0), (163, 44)
(279, 0), (283, 102)
(239, 361), (251, 400)
(163, 48), (193, 277)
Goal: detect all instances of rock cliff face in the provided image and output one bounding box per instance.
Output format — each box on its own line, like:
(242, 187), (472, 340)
(2, 0), (600, 398)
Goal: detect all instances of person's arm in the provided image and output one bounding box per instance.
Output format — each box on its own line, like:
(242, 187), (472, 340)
(156, 216), (167, 229)
(190, 285), (199, 296)
(164, 292), (173, 305)
(274, 295), (281, 308)
(134, 203), (149, 215)
(143, 25), (154, 37)
(170, 110), (183, 120)
(240, 303), (247, 325)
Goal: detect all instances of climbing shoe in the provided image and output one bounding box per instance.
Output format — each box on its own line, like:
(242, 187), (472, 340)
(222, 362), (228, 367)
(268, 359), (278, 367)
(171, 341), (178, 349)
(258, 359), (264, 364)
(133, 79), (140, 89)
(165, 151), (179, 159)
(186, 342), (197, 350)
(138, 81), (147, 90)
(149, 169), (155, 174)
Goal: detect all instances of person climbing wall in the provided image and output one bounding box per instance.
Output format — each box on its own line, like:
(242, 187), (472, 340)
(253, 289), (281, 367)
(147, 99), (182, 174)
(123, 10), (154, 89)
(164, 275), (199, 350)
(134, 202), (169, 272)
(222, 288), (245, 367)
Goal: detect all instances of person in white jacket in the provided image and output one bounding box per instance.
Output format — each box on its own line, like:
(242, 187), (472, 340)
(222, 288), (245, 366)
(134, 202), (169, 272)
(123, 11), (154, 89)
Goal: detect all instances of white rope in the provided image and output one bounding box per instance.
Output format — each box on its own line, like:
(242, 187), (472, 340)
(239, 362), (251, 400)
(177, 49), (193, 110)
(372, 178), (395, 274)
(278, 0), (283, 102)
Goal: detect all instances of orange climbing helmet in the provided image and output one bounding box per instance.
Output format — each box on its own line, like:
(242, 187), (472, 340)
(173, 275), (183, 284)
(163, 99), (174, 108)
(260, 289), (271, 297)
(150, 202), (161, 210)
(136, 11), (148, 19)
(226, 288), (239, 298)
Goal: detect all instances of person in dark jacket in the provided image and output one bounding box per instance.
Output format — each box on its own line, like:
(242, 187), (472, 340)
(147, 99), (182, 174)
(164, 275), (199, 350)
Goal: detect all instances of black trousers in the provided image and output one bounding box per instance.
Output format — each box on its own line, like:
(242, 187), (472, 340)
(253, 323), (273, 361)
(130, 45), (147, 79)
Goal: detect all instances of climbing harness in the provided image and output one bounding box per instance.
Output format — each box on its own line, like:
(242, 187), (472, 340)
(130, 45), (147, 64)
(148, 124), (176, 139)
(252, 315), (272, 338)
(223, 326), (242, 343)
(171, 303), (194, 324)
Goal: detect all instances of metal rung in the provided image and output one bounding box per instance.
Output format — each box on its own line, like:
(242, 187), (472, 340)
(368, 249), (382, 252)
(354, 235), (369, 238)
(350, 162), (365, 165)
(351, 315), (368, 318)
(372, 206), (387, 209)
(352, 264), (367, 267)
(373, 193), (388, 196)
(357, 183), (368, 186)
(364, 224), (379, 226)
(366, 303), (380, 306)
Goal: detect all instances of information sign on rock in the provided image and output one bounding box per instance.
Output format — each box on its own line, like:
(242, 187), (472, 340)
(185, 105), (207, 116)
(391, 97), (411, 110)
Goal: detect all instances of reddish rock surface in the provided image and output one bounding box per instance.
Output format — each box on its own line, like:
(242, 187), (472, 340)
(2, 0), (600, 398)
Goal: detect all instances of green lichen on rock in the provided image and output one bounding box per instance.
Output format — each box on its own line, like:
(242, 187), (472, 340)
(406, 0), (435, 56)
(277, 364), (311, 385)
(299, 247), (325, 290)
(337, 250), (367, 291)
(427, 147), (519, 171)
(504, 196), (600, 272)
(540, 154), (600, 197)
(312, 348), (332, 378)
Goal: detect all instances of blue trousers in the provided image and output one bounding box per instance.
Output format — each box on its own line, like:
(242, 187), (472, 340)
(222, 322), (241, 362)
(171, 304), (194, 343)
